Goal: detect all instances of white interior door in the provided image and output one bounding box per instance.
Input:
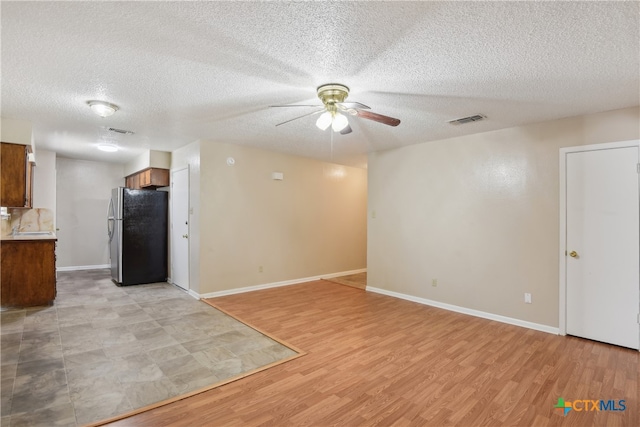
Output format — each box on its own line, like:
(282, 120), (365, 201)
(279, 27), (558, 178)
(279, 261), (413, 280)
(565, 145), (639, 349)
(171, 168), (189, 290)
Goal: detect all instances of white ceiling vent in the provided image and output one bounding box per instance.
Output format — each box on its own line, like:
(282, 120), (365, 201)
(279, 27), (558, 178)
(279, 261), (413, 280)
(448, 114), (486, 125)
(107, 127), (135, 135)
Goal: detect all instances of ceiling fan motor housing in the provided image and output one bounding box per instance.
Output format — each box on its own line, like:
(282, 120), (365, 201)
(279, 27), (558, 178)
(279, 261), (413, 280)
(317, 84), (350, 110)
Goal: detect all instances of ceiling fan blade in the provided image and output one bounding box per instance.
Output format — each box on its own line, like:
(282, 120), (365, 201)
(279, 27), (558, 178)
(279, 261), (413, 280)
(275, 108), (325, 126)
(354, 109), (401, 127)
(340, 124), (352, 135)
(269, 104), (322, 108)
(337, 101), (370, 110)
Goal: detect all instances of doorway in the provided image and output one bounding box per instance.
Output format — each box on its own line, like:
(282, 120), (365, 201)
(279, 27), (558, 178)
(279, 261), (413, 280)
(171, 167), (189, 290)
(559, 140), (639, 350)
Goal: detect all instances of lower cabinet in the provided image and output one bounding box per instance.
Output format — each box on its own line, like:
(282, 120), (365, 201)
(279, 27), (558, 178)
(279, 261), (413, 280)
(1, 239), (56, 307)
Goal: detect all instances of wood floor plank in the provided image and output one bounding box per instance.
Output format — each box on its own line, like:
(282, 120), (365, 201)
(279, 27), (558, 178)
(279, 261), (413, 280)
(104, 280), (639, 426)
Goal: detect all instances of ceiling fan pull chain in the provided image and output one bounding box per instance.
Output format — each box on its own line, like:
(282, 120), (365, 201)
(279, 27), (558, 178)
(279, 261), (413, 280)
(331, 126), (334, 162)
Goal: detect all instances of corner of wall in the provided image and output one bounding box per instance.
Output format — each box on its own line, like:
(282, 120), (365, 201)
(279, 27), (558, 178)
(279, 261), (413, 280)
(149, 150), (172, 170)
(123, 151), (150, 177)
(366, 106), (639, 329)
(196, 141), (367, 295)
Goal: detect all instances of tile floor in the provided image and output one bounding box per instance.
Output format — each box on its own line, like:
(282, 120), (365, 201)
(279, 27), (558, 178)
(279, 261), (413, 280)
(0, 269), (298, 427)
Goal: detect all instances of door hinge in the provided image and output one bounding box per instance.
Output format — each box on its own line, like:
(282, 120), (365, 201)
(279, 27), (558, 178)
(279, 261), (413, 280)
(638, 313), (640, 324)
(637, 163), (639, 173)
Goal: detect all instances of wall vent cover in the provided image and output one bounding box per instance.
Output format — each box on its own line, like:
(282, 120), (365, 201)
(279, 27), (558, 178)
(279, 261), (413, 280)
(448, 114), (486, 125)
(108, 127), (135, 135)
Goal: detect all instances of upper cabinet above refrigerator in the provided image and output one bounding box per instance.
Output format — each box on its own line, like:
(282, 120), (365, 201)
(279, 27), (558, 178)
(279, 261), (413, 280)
(125, 168), (169, 190)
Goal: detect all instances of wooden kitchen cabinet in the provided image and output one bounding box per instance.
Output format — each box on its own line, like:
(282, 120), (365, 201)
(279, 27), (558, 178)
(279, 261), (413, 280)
(125, 168), (169, 189)
(1, 239), (56, 307)
(1, 142), (33, 207)
(126, 173), (140, 190)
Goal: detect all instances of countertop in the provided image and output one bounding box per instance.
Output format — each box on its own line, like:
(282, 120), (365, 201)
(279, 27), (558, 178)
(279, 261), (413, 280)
(1, 232), (57, 241)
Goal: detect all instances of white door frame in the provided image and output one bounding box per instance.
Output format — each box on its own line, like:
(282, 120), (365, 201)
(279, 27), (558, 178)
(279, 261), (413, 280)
(559, 139), (640, 336)
(171, 166), (190, 291)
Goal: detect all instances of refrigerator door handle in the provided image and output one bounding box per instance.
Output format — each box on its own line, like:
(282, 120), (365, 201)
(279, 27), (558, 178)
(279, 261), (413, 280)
(117, 219), (123, 283)
(107, 198), (115, 242)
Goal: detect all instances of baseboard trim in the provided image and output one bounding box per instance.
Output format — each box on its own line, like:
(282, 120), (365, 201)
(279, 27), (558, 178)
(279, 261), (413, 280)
(319, 268), (367, 279)
(57, 264), (110, 272)
(197, 268), (367, 299)
(366, 287), (559, 335)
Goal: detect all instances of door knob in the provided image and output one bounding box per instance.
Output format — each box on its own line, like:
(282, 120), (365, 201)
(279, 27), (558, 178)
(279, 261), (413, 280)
(569, 250), (578, 258)
(182, 234), (188, 239)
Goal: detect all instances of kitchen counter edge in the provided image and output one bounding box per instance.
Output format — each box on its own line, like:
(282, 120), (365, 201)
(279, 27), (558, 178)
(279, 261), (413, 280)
(1, 233), (57, 241)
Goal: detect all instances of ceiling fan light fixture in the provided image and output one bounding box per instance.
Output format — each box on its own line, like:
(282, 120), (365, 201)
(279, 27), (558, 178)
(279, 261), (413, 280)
(316, 111), (333, 130)
(88, 100), (118, 118)
(272, 82), (401, 132)
(332, 112), (349, 132)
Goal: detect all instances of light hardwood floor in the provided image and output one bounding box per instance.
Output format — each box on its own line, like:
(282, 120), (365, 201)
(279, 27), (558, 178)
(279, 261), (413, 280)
(107, 280), (639, 426)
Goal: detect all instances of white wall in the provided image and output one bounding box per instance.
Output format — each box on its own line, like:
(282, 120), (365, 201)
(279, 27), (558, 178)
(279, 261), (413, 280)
(56, 157), (124, 268)
(367, 106), (640, 328)
(32, 149), (56, 225)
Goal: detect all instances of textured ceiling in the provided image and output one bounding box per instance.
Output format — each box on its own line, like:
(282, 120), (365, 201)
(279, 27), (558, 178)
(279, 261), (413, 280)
(1, 1), (638, 168)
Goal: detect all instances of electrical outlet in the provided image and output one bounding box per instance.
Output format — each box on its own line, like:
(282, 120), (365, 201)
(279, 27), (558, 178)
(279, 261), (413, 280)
(524, 293), (532, 304)
(259, 266), (263, 273)
(432, 279), (438, 287)
(371, 210), (376, 219)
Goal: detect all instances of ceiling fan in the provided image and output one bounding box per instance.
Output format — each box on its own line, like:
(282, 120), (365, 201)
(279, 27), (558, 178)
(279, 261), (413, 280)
(270, 84), (401, 135)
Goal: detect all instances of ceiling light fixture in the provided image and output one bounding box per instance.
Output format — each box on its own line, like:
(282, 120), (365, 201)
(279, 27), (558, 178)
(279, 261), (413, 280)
(331, 113), (349, 132)
(88, 100), (118, 118)
(316, 112), (333, 130)
(97, 143), (118, 152)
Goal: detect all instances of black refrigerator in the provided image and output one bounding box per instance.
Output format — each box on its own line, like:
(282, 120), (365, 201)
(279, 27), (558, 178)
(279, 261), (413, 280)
(107, 187), (168, 286)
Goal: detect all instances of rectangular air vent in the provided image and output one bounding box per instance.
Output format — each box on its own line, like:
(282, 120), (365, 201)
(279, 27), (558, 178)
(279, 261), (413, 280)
(448, 114), (486, 125)
(108, 127), (135, 135)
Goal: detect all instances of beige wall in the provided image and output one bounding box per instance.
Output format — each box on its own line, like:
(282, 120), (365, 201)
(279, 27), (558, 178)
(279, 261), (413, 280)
(1, 117), (32, 146)
(198, 141), (367, 295)
(368, 106), (640, 328)
(56, 157), (124, 268)
(170, 141), (201, 293)
(149, 150), (171, 170)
